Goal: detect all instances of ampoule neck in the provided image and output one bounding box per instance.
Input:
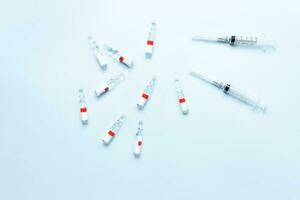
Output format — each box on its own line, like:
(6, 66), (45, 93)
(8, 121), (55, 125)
(146, 77), (156, 90)
(150, 22), (156, 28)
(79, 89), (86, 103)
(136, 121), (143, 136)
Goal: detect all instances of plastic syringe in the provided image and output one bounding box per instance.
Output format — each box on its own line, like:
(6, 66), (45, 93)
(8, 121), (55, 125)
(192, 35), (275, 48)
(190, 71), (266, 111)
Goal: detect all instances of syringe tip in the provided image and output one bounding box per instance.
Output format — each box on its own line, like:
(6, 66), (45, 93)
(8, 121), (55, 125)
(190, 71), (209, 78)
(190, 71), (202, 77)
(190, 71), (204, 80)
(255, 102), (267, 112)
(192, 36), (203, 40)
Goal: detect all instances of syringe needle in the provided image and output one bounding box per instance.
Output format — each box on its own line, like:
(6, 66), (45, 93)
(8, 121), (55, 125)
(193, 36), (216, 42)
(190, 71), (222, 88)
(190, 71), (212, 83)
(192, 36), (228, 43)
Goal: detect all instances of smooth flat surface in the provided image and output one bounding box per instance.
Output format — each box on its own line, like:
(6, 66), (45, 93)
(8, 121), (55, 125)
(0, 0), (299, 199)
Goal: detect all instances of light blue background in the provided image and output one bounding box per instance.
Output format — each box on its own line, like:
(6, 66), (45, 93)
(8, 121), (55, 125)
(0, 0), (299, 199)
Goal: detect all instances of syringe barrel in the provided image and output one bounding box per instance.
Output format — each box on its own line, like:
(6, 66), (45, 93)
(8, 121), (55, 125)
(230, 36), (275, 47)
(230, 36), (257, 45)
(223, 84), (266, 111)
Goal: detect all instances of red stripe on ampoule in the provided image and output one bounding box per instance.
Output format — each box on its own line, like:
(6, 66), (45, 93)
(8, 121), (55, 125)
(80, 107), (87, 112)
(179, 98), (186, 103)
(147, 40), (154, 45)
(142, 93), (149, 99)
(108, 130), (115, 137)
